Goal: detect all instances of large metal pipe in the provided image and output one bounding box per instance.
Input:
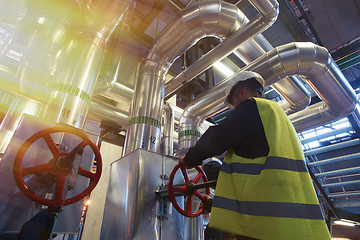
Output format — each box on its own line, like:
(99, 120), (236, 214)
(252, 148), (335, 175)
(234, 34), (311, 114)
(0, 96), (40, 154)
(37, 0), (133, 128)
(124, 0), (251, 154)
(0, 0), (132, 128)
(93, 22), (130, 95)
(179, 42), (357, 149)
(164, 0), (279, 98)
(124, 0), (279, 155)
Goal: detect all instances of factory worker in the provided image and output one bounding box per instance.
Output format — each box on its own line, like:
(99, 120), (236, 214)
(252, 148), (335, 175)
(179, 71), (331, 240)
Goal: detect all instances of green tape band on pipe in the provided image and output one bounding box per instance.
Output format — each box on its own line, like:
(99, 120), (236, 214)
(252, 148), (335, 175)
(49, 83), (91, 104)
(178, 130), (201, 138)
(129, 116), (161, 129)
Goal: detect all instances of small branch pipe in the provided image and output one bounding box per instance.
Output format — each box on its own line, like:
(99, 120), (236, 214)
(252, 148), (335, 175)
(162, 103), (174, 155)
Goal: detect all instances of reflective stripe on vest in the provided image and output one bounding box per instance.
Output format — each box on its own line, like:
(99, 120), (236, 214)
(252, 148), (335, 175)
(221, 156), (308, 175)
(213, 196), (324, 220)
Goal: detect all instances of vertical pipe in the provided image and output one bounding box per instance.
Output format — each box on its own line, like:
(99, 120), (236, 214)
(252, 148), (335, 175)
(162, 103), (174, 155)
(124, 0), (279, 155)
(0, 96), (40, 154)
(37, 0), (133, 128)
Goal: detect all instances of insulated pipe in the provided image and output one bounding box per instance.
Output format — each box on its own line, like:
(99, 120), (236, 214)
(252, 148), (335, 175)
(124, 0), (250, 154)
(88, 100), (129, 129)
(179, 42), (357, 149)
(0, 0), (132, 128)
(162, 103), (174, 155)
(38, 0), (132, 128)
(93, 22), (130, 95)
(244, 42), (357, 131)
(229, 34), (310, 114)
(0, 96), (40, 154)
(164, 0), (279, 98)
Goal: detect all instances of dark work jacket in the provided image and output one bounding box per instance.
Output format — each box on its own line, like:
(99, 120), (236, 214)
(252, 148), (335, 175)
(183, 98), (269, 167)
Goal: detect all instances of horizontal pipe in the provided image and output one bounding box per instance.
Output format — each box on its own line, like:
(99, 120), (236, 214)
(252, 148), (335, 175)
(329, 191), (360, 198)
(88, 100), (129, 129)
(304, 139), (360, 156)
(322, 180), (360, 188)
(308, 152), (360, 167)
(315, 166), (360, 178)
(301, 126), (354, 145)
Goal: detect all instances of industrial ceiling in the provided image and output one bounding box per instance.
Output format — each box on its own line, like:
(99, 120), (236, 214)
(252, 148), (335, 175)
(122, 0), (360, 238)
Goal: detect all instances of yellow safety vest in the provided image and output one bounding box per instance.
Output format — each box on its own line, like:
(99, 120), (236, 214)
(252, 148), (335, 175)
(209, 98), (331, 240)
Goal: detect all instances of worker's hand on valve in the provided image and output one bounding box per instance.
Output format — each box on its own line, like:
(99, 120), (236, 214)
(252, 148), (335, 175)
(199, 194), (212, 214)
(178, 156), (192, 169)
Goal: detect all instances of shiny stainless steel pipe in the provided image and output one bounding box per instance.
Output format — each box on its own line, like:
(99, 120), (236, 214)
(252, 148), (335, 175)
(0, 96), (40, 154)
(162, 102), (174, 155)
(0, 0), (132, 128)
(308, 152), (360, 167)
(165, 0), (279, 98)
(88, 100), (129, 129)
(179, 42), (357, 150)
(124, 0), (250, 154)
(243, 42), (356, 132)
(233, 34), (311, 114)
(93, 22), (130, 95)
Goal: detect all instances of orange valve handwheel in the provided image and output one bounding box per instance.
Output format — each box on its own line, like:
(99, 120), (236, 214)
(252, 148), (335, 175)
(13, 126), (102, 206)
(167, 162), (210, 218)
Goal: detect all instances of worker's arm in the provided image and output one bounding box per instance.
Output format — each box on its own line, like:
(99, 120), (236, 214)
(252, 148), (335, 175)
(182, 98), (267, 168)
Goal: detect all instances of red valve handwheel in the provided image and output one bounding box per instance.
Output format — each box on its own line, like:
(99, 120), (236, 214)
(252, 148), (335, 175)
(168, 162), (210, 218)
(13, 126), (102, 206)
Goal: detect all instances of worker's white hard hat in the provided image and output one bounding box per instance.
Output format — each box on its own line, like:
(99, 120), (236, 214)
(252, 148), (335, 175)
(224, 71), (265, 107)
